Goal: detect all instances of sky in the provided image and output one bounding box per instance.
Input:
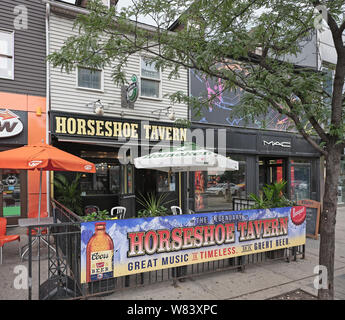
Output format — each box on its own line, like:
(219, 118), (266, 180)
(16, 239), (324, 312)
(59, 0), (158, 26)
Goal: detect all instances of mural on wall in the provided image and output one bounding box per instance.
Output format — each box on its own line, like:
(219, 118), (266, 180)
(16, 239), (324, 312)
(190, 69), (296, 132)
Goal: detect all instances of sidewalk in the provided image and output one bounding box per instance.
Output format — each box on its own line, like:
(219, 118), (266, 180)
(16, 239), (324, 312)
(0, 207), (345, 300)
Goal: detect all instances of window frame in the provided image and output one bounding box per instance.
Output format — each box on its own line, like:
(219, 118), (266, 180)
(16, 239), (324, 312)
(76, 66), (104, 92)
(139, 56), (162, 100)
(0, 29), (14, 80)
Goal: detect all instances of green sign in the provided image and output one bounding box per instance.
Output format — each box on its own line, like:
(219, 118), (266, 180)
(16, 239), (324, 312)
(126, 75), (138, 103)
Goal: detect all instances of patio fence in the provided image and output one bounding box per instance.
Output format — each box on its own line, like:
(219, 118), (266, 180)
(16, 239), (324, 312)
(232, 197), (256, 211)
(26, 199), (305, 300)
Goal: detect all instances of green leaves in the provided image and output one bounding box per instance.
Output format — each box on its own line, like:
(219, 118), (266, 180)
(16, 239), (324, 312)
(47, 0), (345, 154)
(54, 173), (82, 215)
(137, 192), (173, 217)
(249, 180), (295, 209)
(81, 209), (113, 221)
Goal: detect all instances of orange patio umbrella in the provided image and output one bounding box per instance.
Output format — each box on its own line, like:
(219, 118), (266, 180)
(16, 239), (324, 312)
(0, 143), (96, 223)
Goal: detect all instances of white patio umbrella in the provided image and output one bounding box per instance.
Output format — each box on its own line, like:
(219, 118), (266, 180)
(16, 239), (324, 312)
(134, 143), (238, 173)
(134, 143), (239, 212)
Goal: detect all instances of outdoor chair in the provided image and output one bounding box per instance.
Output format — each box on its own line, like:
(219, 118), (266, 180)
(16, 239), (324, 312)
(171, 206), (183, 215)
(110, 206), (126, 219)
(0, 217), (20, 264)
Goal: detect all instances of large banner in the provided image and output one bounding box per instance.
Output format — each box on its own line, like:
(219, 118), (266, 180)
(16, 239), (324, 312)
(80, 206), (306, 283)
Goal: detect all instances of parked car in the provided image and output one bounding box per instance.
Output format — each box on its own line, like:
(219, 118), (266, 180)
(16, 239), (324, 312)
(207, 183), (240, 196)
(206, 183), (227, 196)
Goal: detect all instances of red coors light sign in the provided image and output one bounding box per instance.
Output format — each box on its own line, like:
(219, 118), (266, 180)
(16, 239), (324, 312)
(0, 109), (24, 138)
(291, 206), (306, 225)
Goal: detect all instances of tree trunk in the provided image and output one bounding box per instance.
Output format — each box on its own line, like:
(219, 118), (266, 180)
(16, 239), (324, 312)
(318, 145), (342, 300)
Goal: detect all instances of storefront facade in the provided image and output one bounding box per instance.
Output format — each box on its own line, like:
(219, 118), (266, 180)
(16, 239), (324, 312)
(50, 111), (188, 217)
(0, 1), (47, 225)
(188, 68), (322, 213)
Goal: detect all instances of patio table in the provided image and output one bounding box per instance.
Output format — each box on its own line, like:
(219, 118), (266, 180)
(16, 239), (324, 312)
(18, 217), (56, 260)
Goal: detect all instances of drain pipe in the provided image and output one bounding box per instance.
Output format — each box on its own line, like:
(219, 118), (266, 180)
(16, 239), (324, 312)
(45, 1), (51, 216)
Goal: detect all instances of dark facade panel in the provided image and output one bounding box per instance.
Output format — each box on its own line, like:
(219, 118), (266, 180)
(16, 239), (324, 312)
(192, 123), (321, 157)
(227, 131), (257, 153)
(0, 0), (46, 97)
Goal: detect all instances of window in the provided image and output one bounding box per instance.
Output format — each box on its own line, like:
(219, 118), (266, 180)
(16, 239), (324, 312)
(140, 57), (161, 98)
(157, 172), (176, 192)
(77, 67), (103, 91)
(78, 151), (119, 195)
(290, 159), (311, 201)
(194, 155), (247, 212)
(0, 30), (14, 80)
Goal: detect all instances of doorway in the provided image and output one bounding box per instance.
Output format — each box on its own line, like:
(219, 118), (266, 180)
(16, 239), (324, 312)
(259, 158), (287, 195)
(134, 169), (178, 215)
(0, 169), (27, 225)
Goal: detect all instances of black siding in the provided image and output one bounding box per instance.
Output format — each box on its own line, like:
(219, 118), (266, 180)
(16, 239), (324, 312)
(0, 0), (46, 97)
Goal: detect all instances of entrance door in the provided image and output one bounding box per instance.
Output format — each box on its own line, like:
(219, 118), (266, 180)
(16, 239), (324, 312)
(0, 169), (27, 225)
(259, 158), (287, 195)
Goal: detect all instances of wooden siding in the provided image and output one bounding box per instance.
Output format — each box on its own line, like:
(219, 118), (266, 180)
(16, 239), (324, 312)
(0, 0), (46, 97)
(49, 11), (188, 122)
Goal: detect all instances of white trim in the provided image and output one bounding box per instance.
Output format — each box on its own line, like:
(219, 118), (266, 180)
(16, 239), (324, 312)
(139, 95), (163, 102)
(0, 29), (14, 80)
(75, 66), (104, 92)
(139, 56), (162, 99)
(46, 2), (50, 217)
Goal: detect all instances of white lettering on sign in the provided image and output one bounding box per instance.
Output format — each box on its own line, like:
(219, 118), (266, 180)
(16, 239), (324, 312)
(0, 109), (24, 138)
(28, 160), (42, 167)
(293, 207), (305, 218)
(263, 140), (291, 148)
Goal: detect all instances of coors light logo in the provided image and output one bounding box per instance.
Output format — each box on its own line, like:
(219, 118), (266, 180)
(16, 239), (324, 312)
(291, 206), (306, 226)
(0, 109), (24, 138)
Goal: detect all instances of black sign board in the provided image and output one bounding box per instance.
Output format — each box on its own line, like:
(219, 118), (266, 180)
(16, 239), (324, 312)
(50, 111), (187, 145)
(297, 199), (321, 239)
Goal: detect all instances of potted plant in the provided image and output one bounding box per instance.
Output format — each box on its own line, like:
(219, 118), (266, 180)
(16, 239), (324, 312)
(54, 173), (83, 215)
(81, 209), (117, 222)
(249, 180), (296, 259)
(249, 180), (295, 209)
(136, 192), (173, 218)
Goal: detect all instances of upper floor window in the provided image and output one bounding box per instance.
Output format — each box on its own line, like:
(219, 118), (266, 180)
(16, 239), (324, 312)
(0, 30), (14, 80)
(140, 57), (161, 99)
(77, 67), (103, 91)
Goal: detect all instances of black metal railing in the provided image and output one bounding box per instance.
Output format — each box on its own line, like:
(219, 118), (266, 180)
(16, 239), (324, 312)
(26, 199), (305, 300)
(232, 197), (255, 211)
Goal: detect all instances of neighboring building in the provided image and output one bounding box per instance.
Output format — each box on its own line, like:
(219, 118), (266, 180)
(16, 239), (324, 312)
(170, 31), (324, 213)
(0, 0), (47, 225)
(46, 0), (189, 217)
